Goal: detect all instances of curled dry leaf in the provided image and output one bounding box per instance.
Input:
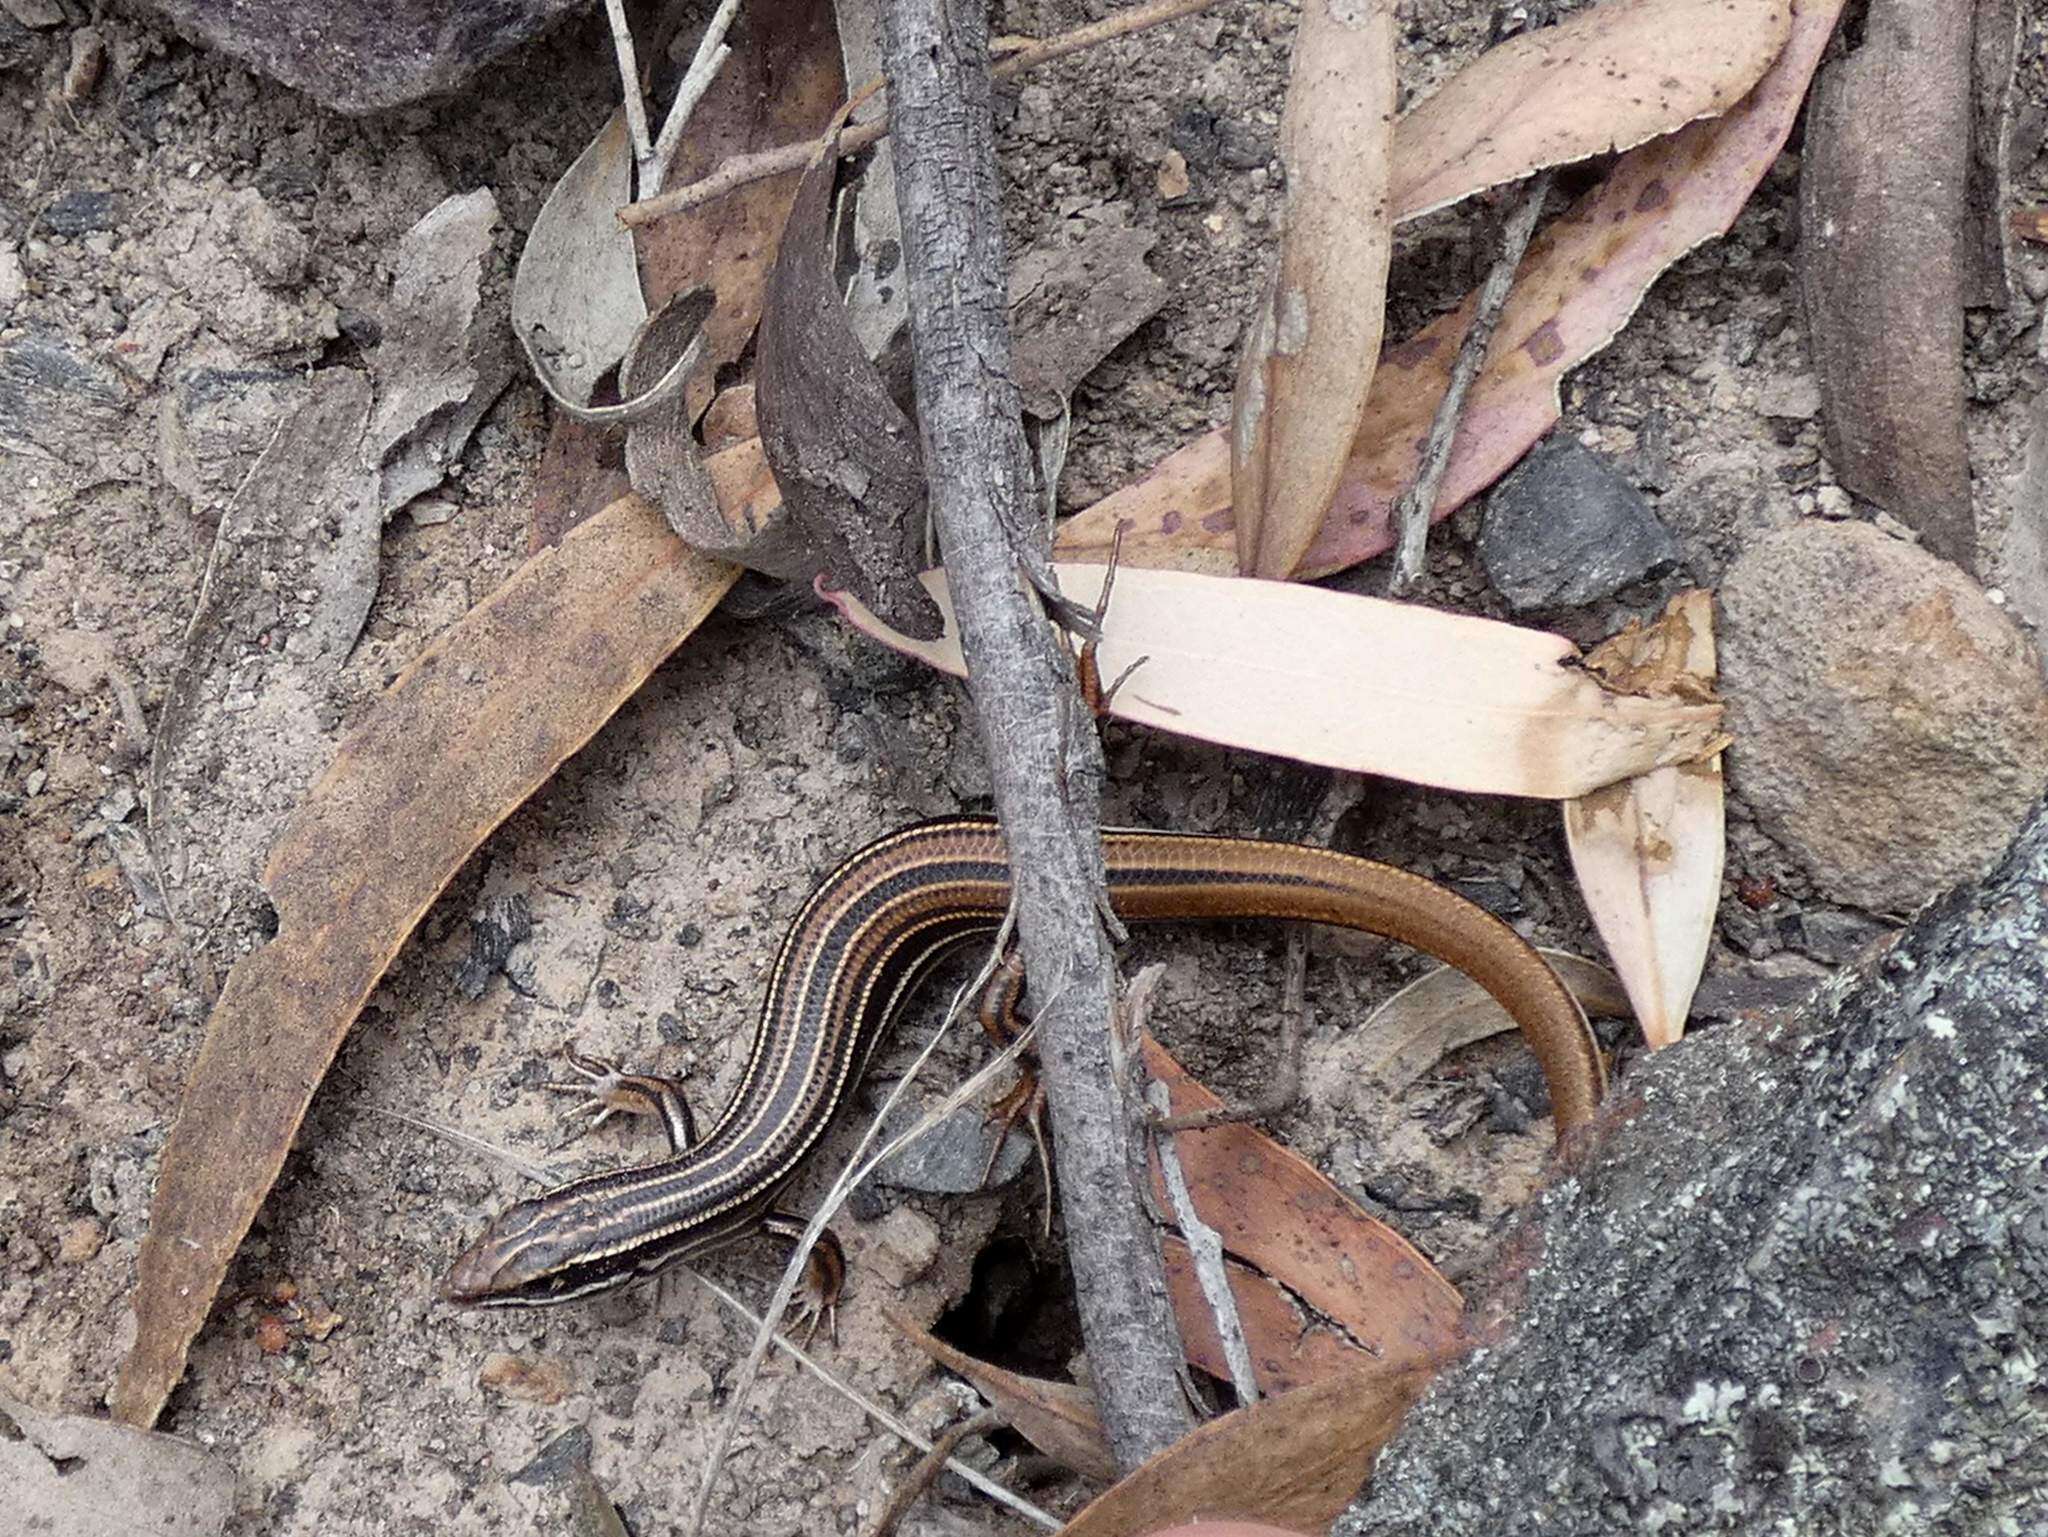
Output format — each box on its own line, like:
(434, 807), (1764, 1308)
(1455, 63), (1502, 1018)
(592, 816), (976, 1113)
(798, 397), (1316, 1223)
(1055, 1362), (1435, 1537)
(1231, 0), (1395, 580)
(827, 563), (1725, 800)
(529, 0), (845, 550)
(1801, 0), (1975, 570)
(1391, 0), (1793, 221)
(1361, 948), (1633, 1095)
(1564, 590), (1726, 1049)
(511, 110), (644, 410)
(886, 1306), (1119, 1483)
(620, 287), (739, 554)
(111, 499), (738, 1428)
(368, 188), (513, 518)
(1056, 0), (1846, 578)
(756, 134), (942, 639)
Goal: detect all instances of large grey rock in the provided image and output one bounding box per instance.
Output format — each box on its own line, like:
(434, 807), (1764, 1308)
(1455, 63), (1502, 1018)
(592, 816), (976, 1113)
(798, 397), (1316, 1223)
(1341, 794), (2048, 1536)
(1719, 519), (2048, 912)
(130, 0), (591, 113)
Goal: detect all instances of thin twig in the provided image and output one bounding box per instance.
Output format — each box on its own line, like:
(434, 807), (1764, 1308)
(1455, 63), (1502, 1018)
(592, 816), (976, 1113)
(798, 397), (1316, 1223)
(1387, 170), (1552, 594)
(1134, 968), (1259, 1405)
(863, 1407), (1008, 1537)
(643, 0), (745, 194)
(358, 1103), (553, 1182)
(1153, 926), (1310, 1133)
(689, 1279), (1057, 1532)
(601, 0), (654, 167)
(619, 0), (1226, 228)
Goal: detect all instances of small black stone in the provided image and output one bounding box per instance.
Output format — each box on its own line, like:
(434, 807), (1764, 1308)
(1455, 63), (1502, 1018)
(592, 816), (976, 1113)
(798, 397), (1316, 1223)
(42, 189), (118, 236)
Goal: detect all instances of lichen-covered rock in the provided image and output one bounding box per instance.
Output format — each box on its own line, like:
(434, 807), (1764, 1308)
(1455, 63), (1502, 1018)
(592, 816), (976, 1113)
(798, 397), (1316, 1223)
(129, 0), (590, 114)
(1339, 795), (2048, 1536)
(1718, 519), (2048, 912)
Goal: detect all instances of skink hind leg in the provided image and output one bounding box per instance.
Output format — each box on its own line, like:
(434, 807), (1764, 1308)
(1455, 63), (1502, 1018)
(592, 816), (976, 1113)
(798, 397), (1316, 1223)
(759, 1210), (845, 1346)
(973, 948), (1053, 1225)
(544, 1043), (699, 1153)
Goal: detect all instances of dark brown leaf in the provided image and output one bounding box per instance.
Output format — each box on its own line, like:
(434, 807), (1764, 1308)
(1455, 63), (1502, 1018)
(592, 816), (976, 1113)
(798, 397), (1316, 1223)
(885, 1305), (1118, 1482)
(756, 134), (941, 639)
(1056, 1363), (1434, 1537)
(1801, 0), (1975, 570)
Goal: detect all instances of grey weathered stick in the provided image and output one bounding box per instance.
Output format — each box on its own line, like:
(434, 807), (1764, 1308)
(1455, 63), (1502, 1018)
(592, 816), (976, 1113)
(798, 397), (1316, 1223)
(879, 0), (1195, 1471)
(1388, 171), (1551, 595)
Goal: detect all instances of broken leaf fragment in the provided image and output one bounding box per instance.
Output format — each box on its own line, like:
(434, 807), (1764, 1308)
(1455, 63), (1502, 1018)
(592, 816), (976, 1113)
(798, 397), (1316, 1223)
(1360, 949), (1633, 1095)
(1564, 590), (1726, 1048)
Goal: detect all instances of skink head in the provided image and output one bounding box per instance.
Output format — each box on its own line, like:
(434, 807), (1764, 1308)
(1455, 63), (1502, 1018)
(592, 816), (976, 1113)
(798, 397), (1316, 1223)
(443, 1196), (646, 1309)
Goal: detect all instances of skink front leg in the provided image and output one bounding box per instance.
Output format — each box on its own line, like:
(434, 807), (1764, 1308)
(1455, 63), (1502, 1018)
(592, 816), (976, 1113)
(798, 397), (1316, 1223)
(544, 1044), (700, 1153)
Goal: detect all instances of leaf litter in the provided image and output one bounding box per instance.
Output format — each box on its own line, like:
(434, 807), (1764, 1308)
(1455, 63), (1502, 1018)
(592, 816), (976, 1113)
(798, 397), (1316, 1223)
(111, 0), (1873, 1517)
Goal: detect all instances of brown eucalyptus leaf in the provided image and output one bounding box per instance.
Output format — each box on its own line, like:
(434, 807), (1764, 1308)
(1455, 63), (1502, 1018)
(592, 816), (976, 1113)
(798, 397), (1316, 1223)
(1056, 1363), (1434, 1537)
(1564, 590), (1726, 1049)
(110, 499), (737, 1428)
(1392, 0), (1792, 221)
(1231, 0), (1394, 579)
(1055, 0), (1847, 578)
(885, 1306), (1118, 1482)
(1144, 1038), (1464, 1372)
(1801, 0), (1974, 570)
(1162, 1237), (1371, 1397)
(756, 135), (941, 638)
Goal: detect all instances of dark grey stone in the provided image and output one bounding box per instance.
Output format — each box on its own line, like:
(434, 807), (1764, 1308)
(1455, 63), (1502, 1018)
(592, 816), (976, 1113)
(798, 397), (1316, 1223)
(1478, 434), (1681, 611)
(455, 892), (533, 1002)
(1775, 905), (1897, 966)
(870, 1094), (1033, 1194)
(128, 0), (591, 114)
